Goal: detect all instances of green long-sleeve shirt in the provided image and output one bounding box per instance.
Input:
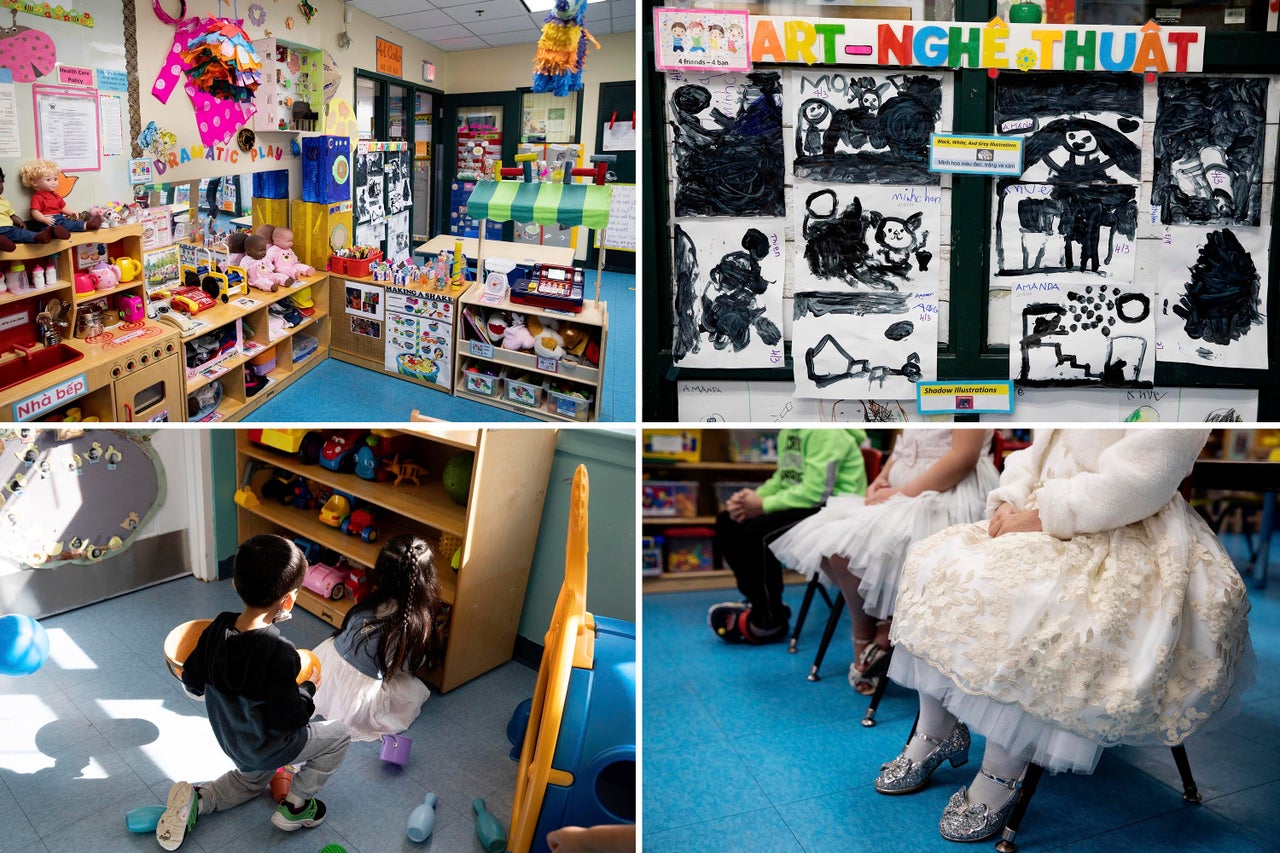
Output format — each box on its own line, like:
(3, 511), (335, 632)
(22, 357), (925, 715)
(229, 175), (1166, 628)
(756, 429), (867, 514)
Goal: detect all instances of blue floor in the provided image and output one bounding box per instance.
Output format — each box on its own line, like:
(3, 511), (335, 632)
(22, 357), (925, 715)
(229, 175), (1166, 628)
(245, 271), (636, 423)
(643, 535), (1280, 852)
(0, 576), (536, 852)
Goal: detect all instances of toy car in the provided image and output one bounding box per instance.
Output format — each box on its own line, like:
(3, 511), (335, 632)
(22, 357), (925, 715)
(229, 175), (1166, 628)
(341, 564), (375, 603)
(319, 493), (351, 528)
(319, 430), (369, 473)
(303, 561), (350, 601)
(247, 429), (326, 464)
(293, 537), (323, 563)
(292, 478), (315, 509)
(341, 508), (378, 543)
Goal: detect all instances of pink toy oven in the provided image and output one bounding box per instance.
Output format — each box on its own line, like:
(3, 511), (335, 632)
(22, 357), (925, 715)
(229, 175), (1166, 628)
(117, 294), (145, 323)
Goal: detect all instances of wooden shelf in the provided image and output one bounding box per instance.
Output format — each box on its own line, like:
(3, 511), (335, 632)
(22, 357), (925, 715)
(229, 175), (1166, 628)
(453, 385), (581, 422)
(644, 460), (778, 473)
(643, 515), (717, 526)
(460, 339), (600, 384)
(1, 224), (142, 262)
(74, 278), (143, 304)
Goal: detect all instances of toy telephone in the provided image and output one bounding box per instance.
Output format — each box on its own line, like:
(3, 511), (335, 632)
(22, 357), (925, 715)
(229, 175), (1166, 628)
(157, 309), (198, 333)
(170, 286), (218, 315)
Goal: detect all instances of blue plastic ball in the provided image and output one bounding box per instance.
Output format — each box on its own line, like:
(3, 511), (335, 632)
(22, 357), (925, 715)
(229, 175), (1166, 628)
(0, 614), (50, 676)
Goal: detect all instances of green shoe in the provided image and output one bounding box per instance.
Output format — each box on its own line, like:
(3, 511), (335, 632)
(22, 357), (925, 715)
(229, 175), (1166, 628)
(156, 781), (198, 850)
(271, 797), (327, 831)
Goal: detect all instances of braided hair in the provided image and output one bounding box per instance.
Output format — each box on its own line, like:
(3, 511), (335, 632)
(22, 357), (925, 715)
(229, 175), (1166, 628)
(343, 534), (440, 675)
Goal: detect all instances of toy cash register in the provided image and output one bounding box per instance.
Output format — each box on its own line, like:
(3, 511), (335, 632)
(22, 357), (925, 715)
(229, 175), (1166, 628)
(509, 263), (585, 313)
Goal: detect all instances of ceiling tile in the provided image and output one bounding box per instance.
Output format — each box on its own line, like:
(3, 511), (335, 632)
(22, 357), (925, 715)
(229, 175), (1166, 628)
(350, 0), (434, 17)
(427, 0), (492, 8)
(480, 29), (545, 47)
(611, 0), (636, 30)
(584, 4), (611, 23)
(430, 35), (492, 51)
(444, 0), (532, 24)
(454, 16), (540, 36)
(381, 10), (456, 31)
(406, 23), (476, 41)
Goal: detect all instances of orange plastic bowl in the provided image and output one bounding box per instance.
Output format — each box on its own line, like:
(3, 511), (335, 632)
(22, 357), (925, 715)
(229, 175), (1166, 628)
(163, 619), (212, 681)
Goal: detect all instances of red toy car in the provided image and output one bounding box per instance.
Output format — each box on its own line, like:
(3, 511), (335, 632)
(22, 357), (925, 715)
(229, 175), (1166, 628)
(341, 564), (374, 603)
(341, 507), (378, 543)
(319, 430), (369, 473)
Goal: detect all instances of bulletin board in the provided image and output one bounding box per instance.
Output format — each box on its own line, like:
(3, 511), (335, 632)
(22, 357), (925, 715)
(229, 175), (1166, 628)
(33, 84), (100, 171)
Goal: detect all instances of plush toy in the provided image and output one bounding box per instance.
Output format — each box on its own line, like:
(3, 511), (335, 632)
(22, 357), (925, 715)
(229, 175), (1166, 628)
(244, 234), (292, 292)
(0, 166), (68, 252)
(486, 311), (509, 342)
(19, 160), (102, 232)
(560, 322), (591, 362)
(502, 313), (535, 351)
(265, 227), (316, 278)
(532, 321), (565, 360)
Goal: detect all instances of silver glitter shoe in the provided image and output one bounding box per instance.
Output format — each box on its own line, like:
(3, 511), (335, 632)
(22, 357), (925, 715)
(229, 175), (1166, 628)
(874, 722), (971, 794)
(937, 768), (1024, 842)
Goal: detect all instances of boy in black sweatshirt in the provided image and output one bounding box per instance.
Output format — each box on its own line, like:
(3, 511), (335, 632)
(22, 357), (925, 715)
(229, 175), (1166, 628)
(156, 535), (350, 850)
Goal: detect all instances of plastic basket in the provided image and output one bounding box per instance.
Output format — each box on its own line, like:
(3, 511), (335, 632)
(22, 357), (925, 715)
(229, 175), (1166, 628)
(546, 386), (593, 421)
(642, 480), (699, 517)
(505, 372), (545, 408)
(643, 429), (701, 462)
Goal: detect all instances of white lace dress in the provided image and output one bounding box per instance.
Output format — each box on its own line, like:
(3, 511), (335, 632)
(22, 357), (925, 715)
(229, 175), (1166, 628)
(769, 430), (1000, 619)
(889, 429), (1256, 774)
(312, 605), (432, 742)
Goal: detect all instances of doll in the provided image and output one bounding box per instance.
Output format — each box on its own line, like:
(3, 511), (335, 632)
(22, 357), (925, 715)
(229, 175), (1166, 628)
(19, 159), (102, 232)
(0, 166), (68, 251)
(264, 227), (316, 278)
(243, 234), (292, 292)
(224, 231), (249, 269)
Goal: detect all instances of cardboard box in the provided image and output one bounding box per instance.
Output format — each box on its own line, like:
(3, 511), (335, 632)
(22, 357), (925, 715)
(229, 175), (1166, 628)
(292, 199), (354, 271)
(302, 135), (352, 204)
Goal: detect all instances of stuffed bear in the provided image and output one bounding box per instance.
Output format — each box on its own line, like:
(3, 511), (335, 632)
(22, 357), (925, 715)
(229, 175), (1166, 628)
(560, 322), (592, 363)
(502, 313), (535, 351)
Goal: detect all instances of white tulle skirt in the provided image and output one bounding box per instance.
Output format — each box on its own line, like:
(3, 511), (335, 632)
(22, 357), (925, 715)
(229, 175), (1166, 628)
(889, 498), (1256, 774)
(769, 458), (998, 619)
(312, 636), (432, 742)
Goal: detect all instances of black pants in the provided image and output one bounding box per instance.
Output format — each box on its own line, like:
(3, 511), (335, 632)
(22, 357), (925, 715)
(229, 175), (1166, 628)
(715, 506), (820, 627)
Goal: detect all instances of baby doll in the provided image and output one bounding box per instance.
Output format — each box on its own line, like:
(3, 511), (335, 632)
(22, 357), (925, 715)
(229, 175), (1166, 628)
(224, 231), (249, 269)
(265, 227), (316, 278)
(19, 159), (102, 232)
(243, 234), (292, 292)
(0, 167), (68, 251)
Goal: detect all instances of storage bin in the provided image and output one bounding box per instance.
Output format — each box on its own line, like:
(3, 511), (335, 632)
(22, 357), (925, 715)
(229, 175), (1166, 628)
(727, 429), (780, 462)
(664, 527), (715, 573)
(642, 535), (664, 577)
(546, 384), (593, 421)
(644, 429), (701, 462)
(292, 333), (319, 363)
(714, 480), (769, 511)
(342, 252), (382, 279)
(642, 480), (699, 518)
(462, 362), (503, 397)
(504, 372), (545, 408)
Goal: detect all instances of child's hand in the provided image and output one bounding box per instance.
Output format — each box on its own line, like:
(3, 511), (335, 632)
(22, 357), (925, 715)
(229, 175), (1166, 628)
(728, 489), (764, 522)
(865, 486), (898, 506)
(989, 508), (1042, 538)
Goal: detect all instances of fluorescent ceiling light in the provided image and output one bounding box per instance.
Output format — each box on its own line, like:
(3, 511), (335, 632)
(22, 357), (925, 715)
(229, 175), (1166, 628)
(522, 0), (607, 13)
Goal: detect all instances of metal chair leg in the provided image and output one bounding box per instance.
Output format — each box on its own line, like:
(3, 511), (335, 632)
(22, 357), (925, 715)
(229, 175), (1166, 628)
(994, 763), (1044, 853)
(1171, 744), (1201, 804)
(807, 591), (844, 681)
(861, 647), (893, 727)
(788, 576), (821, 653)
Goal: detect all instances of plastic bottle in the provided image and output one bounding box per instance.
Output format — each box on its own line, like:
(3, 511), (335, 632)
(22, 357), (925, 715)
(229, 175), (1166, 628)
(44, 262), (59, 288)
(473, 798), (507, 853)
(406, 792), (438, 842)
(7, 262), (28, 293)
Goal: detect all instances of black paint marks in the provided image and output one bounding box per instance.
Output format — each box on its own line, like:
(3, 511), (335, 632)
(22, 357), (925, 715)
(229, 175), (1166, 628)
(793, 74), (943, 185)
(672, 224), (700, 360)
(792, 290), (911, 319)
(1016, 302), (1151, 388)
(801, 189), (930, 289)
(1172, 228), (1263, 347)
(884, 320), (915, 341)
(669, 71), (785, 217)
(805, 333), (923, 389)
(1153, 77), (1268, 226)
(700, 228), (782, 352)
(994, 182), (1137, 277)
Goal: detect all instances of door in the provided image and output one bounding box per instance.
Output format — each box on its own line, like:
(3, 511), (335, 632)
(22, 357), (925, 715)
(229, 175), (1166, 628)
(441, 91), (520, 242)
(590, 80), (636, 273)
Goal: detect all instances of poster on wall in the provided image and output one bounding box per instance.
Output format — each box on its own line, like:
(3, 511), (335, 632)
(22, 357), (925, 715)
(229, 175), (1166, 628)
(33, 84), (100, 171)
(1151, 77), (1269, 227)
(385, 286), (453, 391)
(787, 70), (950, 185)
(653, 7), (751, 72)
(385, 147), (411, 213)
(344, 280), (384, 321)
(666, 69), (784, 217)
(993, 72), (1143, 186)
(386, 210), (411, 265)
(1156, 224), (1270, 370)
(671, 218), (786, 369)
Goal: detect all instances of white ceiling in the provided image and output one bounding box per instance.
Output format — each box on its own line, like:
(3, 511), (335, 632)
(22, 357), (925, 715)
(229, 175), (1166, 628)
(350, 0), (636, 53)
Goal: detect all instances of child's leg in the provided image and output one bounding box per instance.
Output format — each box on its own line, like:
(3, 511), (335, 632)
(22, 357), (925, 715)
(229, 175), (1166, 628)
(823, 554), (877, 652)
(967, 739), (1029, 810)
(194, 766), (276, 813)
(286, 719), (350, 803)
(904, 690), (960, 763)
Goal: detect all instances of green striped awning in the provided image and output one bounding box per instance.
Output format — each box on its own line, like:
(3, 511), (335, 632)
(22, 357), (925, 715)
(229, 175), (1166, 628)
(466, 180), (613, 230)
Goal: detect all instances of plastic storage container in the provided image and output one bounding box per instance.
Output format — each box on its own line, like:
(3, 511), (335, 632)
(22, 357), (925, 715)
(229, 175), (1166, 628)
(546, 385), (593, 421)
(292, 332), (319, 363)
(714, 480), (769, 511)
(505, 372), (545, 408)
(727, 430), (779, 462)
(463, 361), (504, 397)
(664, 527), (715, 573)
(641, 480), (699, 517)
(643, 429), (701, 462)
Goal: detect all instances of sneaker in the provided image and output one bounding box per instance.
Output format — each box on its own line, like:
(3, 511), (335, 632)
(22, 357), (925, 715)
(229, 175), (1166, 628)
(707, 602), (750, 642)
(271, 797), (327, 831)
(156, 781), (198, 850)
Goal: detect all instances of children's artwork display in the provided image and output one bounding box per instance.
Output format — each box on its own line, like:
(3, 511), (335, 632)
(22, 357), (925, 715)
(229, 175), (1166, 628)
(982, 386), (1259, 423)
(992, 181), (1138, 278)
(666, 69), (784, 217)
(1156, 225), (1270, 370)
(0, 430), (164, 568)
(788, 70), (949, 185)
(994, 73), (1143, 186)
(354, 149), (384, 223)
(1152, 77), (1269, 227)
(385, 147), (412, 214)
(671, 219), (785, 368)
(386, 211), (411, 265)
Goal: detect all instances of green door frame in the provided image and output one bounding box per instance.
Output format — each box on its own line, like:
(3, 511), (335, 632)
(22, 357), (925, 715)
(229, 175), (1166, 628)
(642, 0), (1280, 420)
(441, 90), (522, 242)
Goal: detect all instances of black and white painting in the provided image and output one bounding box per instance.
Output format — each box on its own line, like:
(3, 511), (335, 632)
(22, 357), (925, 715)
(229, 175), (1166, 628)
(355, 150), (384, 224)
(1010, 278), (1155, 388)
(672, 218), (786, 368)
(788, 70), (949, 185)
(792, 181), (941, 293)
(386, 211), (411, 265)
(1152, 77), (1269, 227)
(992, 180), (1138, 279)
(791, 287), (939, 400)
(1156, 225), (1270, 369)
(386, 148), (412, 215)
(666, 69), (785, 217)
(994, 73), (1143, 186)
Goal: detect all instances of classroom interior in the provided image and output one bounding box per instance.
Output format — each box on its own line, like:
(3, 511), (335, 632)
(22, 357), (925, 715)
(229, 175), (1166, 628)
(642, 426), (1279, 851)
(0, 0), (636, 424)
(0, 425), (636, 852)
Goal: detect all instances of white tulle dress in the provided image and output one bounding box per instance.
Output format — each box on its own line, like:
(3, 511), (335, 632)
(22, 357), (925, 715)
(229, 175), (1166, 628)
(889, 429), (1256, 774)
(769, 430), (1000, 619)
(312, 604), (431, 742)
